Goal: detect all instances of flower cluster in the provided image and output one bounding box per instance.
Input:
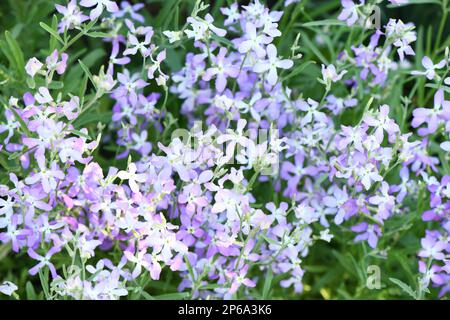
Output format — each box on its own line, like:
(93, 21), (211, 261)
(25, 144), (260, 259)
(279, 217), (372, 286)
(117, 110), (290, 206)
(0, 0), (449, 300)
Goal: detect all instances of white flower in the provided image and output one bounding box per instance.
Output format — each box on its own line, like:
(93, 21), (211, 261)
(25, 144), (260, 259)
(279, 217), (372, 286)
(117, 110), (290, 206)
(253, 44), (293, 85)
(80, 0), (119, 20)
(163, 30), (182, 43)
(238, 22), (272, 58)
(320, 64), (347, 89)
(185, 14), (226, 41)
(25, 57), (43, 77)
(117, 163), (147, 193)
(319, 229), (333, 242)
(0, 281), (18, 296)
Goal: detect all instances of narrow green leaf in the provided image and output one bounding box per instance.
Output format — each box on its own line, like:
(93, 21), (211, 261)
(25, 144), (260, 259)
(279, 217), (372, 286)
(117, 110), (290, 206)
(78, 59), (96, 89)
(389, 278), (417, 299)
(4, 31), (25, 78)
(262, 268), (273, 299)
(152, 292), (190, 300)
(39, 22), (64, 46)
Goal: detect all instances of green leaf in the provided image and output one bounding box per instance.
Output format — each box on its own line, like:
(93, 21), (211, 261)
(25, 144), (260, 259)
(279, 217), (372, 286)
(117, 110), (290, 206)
(152, 292), (190, 300)
(69, 129), (91, 140)
(262, 268), (273, 299)
(389, 278), (417, 299)
(73, 111), (111, 128)
(301, 33), (329, 65)
(4, 31), (25, 78)
(50, 15), (60, 50)
(387, 0), (441, 7)
(261, 234), (279, 246)
(78, 59), (96, 89)
(86, 31), (112, 38)
(332, 250), (356, 277)
(39, 21), (64, 46)
(26, 281), (37, 300)
(299, 19), (347, 28)
(283, 60), (316, 81)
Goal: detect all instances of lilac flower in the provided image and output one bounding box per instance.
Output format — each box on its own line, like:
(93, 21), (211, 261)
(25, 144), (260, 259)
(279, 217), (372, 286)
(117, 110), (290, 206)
(176, 214), (204, 247)
(323, 187), (350, 224)
(266, 202), (289, 225)
(363, 104), (399, 143)
(45, 50), (68, 75)
(203, 47), (240, 92)
(418, 235), (447, 260)
(0, 214), (30, 252)
(297, 98), (327, 126)
(113, 71), (148, 104)
(351, 222), (381, 248)
(0, 109), (19, 144)
(124, 249), (150, 279)
(108, 40), (131, 74)
(358, 163), (383, 190)
(80, 0), (119, 21)
(419, 261), (445, 286)
(369, 182), (395, 221)
(320, 64), (347, 89)
(386, 19), (417, 61)
(325, 95), (357, 115)
(411, 56), (446, 80)
(28, 247), (61, 278)
(24, 158), (65, 193)
(185, 14), (226, 41)
(0, 281), (18, 296)
(225, 265), (256, 295)
(281, 153), (317, 196)
(113, 1), (145, 22)
(55, 0), (89, 32)
(338, 0), (363, 26)
(412, 89), (450, 135)
(220, 3), (240, 26)
(238, 22), (272, 58)
(253, 44), (293, 85)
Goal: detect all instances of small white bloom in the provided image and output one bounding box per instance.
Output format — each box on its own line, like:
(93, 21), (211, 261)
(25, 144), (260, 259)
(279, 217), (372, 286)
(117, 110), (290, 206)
(0, 281), (18, 296)
(163, 30), (182, 44)
(253, 44), (293, 85)
(319, 229), (334, 242)
(321, 64), (347, 88)
(25, 57), (43, 77)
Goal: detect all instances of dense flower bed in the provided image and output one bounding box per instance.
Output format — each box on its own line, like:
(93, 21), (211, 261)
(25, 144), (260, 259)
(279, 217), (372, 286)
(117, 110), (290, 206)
(0, 0), (449, 300)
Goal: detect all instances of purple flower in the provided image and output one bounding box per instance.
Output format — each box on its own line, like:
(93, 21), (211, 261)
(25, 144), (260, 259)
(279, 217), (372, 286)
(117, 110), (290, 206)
(45, 50), (68, 75)
(418, 235), (447, 260)
(351, 222), (381, 248)
(363, 104), (399, 143)
(225, 265), (256, 295)
(55, 0), (89, 32)
(203, 47), (240, 92)
(27, 246), (61, 278)
(411, 56), (446, 80)
(24, 158), (64, 194)
(338, 0), (363, 26)
(412, 89), (449, 135)
(113, 1), (145, 23)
